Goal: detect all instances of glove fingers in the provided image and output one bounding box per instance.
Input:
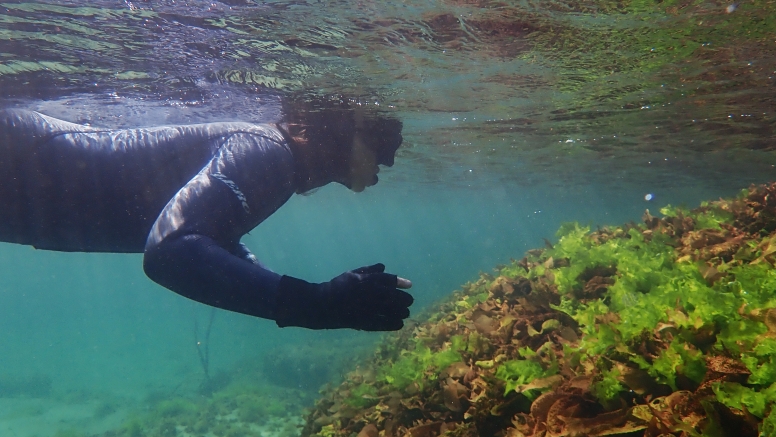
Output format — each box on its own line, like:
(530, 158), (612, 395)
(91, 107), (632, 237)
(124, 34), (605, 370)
(359, 287), (413, 309)
(379, 287), (414, 308)
(352, 263), (386, 275)
(361, 272), (399, 288)
(366, 291), (412, 318)
(356, 314), (404, 331)
(321, 265), (412, 332)
(350, 288), (412, 331)
(377, 305), (410, 320)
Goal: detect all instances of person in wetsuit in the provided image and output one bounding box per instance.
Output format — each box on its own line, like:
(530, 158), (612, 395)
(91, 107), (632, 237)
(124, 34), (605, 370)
(0, 102), (413, 331)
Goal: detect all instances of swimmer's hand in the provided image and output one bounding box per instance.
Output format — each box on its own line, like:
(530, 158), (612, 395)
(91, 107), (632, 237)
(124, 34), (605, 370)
(274, 263), (414, 331)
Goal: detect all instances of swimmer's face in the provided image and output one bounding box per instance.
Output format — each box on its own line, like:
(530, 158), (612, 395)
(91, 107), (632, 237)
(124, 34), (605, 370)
(346, 122), (403, 192)
(347, 131), (379, 192)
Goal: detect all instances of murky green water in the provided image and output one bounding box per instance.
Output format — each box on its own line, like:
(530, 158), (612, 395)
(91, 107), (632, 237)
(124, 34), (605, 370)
(0, 0), (774, 436)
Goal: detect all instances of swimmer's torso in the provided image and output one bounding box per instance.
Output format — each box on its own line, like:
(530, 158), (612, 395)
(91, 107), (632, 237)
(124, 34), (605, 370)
(0, 109), (296, 252)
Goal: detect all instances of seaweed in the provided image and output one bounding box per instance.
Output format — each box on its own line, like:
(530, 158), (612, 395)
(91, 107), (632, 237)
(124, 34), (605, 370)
(301, 182), (776, 437)
(96, 364), (313, 437)
(262, 340), (373, 392)
(344, 383), (379, 409)
(495, 357), (556, 398)
(379, 340), (463, 391)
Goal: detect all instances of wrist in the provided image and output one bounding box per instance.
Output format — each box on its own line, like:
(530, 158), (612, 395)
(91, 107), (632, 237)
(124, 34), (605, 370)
(275, 275), (326, 328)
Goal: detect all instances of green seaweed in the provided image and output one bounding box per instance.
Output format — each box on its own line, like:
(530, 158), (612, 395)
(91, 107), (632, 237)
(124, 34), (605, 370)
(495, 359), (554, 396)
(343, 383), (378, 408)
(297, 183), (776, 437)
(525, 188), (776, 424)
(694, 209), (735, 230)
(590, 367), (625, 405)
(745, 338), (776, 386)
(102, 376), (310, 437)
(120, 417), (144, 437)
(379, 340), (463, 390)
(629, 339), (705, 390)
(762, 409), (776, 436)
(713, 382), (776, 418)
(545, 220), (771, 392)
(235, 394), (269, 424)
(153, 398), (198, 420)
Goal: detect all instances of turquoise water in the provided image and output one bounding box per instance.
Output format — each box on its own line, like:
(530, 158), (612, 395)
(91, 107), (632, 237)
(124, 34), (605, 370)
(0, 179), (738, 435)
(1, 0), (775, 435)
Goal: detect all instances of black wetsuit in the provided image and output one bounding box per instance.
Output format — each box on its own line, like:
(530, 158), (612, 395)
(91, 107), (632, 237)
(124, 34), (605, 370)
(0, 109), (294, 319)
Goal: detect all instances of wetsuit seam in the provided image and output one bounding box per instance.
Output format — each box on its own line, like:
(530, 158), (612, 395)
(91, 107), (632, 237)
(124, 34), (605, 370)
(209, 172), (251, 214)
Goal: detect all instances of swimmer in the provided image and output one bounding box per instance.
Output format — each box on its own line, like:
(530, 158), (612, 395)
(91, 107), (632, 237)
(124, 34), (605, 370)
(0, 100), (413, 331)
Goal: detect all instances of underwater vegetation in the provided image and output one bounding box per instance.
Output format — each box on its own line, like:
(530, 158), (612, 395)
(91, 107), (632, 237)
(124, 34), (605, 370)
(92, 333), (376, 437)
(96, 381), (309, 437)
(262, 341), (375, 393)
(302, 183), (776, 437)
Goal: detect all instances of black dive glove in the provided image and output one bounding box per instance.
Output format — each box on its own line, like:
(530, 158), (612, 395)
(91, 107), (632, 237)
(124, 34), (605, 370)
(274, 263), (414, 331)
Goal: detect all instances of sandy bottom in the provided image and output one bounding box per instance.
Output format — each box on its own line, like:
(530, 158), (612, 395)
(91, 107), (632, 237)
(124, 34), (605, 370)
(0, 397), (305, 437)
(0, 398), (127, 437)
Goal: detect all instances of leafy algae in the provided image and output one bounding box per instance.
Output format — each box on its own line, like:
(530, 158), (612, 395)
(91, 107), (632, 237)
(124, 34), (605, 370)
(302, 182), (776, 437)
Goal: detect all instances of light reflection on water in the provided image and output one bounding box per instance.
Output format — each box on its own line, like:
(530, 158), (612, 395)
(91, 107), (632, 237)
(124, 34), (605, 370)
(0, 0), (774, 188)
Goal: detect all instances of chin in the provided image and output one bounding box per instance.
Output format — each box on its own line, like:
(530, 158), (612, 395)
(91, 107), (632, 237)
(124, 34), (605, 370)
(345, 175), (379, 193)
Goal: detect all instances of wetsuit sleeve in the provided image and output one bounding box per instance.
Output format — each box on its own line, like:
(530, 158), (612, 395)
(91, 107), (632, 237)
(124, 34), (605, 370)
(234, 242), (265, 266)
(142, 131), (296, 320)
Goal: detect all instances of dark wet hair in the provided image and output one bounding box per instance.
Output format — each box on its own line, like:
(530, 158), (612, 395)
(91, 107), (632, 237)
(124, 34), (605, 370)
(278, 96), (403, 168)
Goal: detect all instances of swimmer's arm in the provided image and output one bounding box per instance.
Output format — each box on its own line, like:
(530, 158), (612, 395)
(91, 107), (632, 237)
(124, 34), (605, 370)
(233, 242), (270, 268)
(144, 233), (282, 320)
(142, 132), (295, 320)
(142, 131), (413, 330)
